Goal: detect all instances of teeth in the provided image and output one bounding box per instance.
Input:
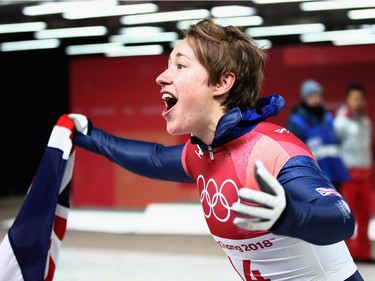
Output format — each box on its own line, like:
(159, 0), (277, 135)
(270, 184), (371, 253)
(162, 93), (174, 100)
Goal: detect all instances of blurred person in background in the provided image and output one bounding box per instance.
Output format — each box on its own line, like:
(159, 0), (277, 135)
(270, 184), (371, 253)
(334, 82), (373, 262)
(285, 79), (349, 191)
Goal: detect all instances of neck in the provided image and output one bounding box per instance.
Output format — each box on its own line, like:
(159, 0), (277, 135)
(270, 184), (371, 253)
(192, 107), (225, 146)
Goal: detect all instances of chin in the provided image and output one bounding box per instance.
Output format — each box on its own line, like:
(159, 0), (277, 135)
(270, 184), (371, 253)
(166, 128), (180, 136)
(166, 124), (186, 136)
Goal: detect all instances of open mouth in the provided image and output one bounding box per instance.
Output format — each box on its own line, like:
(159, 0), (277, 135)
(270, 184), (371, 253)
(162, 93), (178, 111)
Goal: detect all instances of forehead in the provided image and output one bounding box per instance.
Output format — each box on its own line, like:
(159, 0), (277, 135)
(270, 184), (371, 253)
(348, 89), (364, 98)
(169, 38), (196, 61)
(307, 93), (322, 99)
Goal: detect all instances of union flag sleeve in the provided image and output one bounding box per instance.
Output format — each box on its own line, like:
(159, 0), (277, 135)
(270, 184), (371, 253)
(0, 114), (75, 281)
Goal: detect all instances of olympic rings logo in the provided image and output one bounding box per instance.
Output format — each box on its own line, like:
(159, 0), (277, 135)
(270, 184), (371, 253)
(197, 174), (240, 222)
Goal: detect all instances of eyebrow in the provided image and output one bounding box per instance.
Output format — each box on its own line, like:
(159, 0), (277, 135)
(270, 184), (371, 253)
(168, 52), (193, 63)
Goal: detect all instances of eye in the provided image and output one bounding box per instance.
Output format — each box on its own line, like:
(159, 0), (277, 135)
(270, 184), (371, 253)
(177, 64), (185, 69)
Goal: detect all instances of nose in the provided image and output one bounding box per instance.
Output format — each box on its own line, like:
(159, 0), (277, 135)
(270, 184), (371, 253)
(156, 69), (171, 87)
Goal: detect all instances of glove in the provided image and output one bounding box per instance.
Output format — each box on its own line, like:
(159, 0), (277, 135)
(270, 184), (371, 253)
(232, 160), (286, 231)
(68, 113), (92, 135)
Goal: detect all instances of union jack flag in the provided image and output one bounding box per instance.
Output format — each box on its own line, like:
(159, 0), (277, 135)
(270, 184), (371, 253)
(315, 187), (342, 197)
(0, 114), (75, 281)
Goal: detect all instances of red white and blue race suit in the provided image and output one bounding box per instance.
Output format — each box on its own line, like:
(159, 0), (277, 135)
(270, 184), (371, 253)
(73, 94), (363, 280)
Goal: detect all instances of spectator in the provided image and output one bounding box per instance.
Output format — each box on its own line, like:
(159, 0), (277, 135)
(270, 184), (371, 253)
(285, 79), (350, 191)
(334, 82), (373, 262)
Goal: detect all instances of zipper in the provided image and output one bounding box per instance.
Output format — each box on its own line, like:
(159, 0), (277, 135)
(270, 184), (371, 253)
(208, 145), (214, 160)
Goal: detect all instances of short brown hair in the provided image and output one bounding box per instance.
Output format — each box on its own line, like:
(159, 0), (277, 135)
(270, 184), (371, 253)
(183, 18), (266, 111)
(346, 82), (366, 97)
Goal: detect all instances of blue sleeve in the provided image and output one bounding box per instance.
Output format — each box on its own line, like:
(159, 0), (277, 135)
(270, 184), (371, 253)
(285, 114), (306, 141)
(271, 155), (355, 245)
(73, 127), (195, 183)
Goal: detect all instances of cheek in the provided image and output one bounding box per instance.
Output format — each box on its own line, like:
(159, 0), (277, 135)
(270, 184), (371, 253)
(184, 91), (207, 111)
(178, 76), (211, 111)
(179, 95), (205, 124)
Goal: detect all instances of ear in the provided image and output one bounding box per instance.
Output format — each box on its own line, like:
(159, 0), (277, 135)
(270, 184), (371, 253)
(213, 72), (236, 97)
